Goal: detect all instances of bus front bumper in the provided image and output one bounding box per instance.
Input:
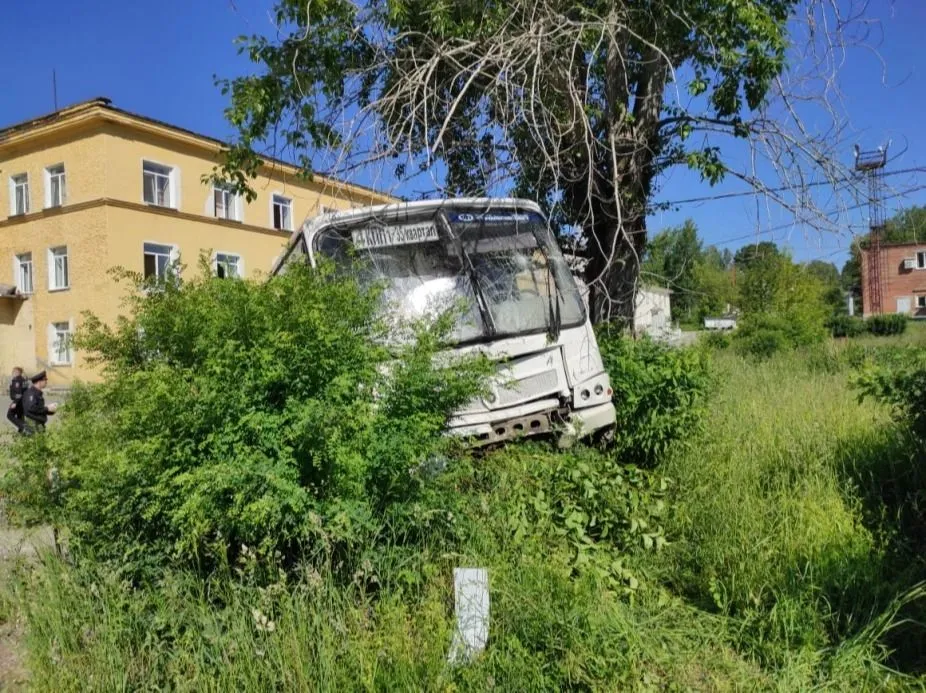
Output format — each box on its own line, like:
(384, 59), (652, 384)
(449, 400), (616, 447)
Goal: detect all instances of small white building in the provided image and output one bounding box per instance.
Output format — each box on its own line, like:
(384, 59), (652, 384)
(634, 286), (673, 336)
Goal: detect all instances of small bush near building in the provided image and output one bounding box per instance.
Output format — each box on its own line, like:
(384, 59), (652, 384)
(867, 314), (908, 336)
(827, 315), (867, 338)
(701, 330), (732, 350)
(732, 313), (825, 359)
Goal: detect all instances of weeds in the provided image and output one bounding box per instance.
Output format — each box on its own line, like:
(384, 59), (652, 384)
(2, 334), (926, 688)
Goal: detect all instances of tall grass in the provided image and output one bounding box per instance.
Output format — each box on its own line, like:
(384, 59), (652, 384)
(2, 344), (925, 689)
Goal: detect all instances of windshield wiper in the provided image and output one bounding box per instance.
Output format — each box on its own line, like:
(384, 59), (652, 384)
(435, 213), (497, 338)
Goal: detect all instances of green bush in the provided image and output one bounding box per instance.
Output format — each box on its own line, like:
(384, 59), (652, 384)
(701, 330), (731, 350)
(733, 313), (825, 359)
(867, 314), (908, 336)
(596, 329), (712, 465)
(855, 347), (926, 441)
(827, 315), (867, 338)
(0, 260), (490, 575)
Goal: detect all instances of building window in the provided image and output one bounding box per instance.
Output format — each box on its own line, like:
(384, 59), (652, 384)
(50, 321), (73, 365)
(143, 243), (175, 280)
(45, 164), (66, 208)
(918, 296), (926, 309)
(48, 246), (69, 290)
(272, 194), (292, 230)
(143, 161), (173, 207)
(215, 253), (242, 279)
(214, 185), (240, 221)
(14, 253), (33, 294)
(917, 252), (926, 270)
(9, 174), (29, 216)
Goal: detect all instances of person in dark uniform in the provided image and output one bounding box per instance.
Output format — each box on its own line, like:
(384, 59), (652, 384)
(21, 371), (57, 435)
(6, 367), (26, 433)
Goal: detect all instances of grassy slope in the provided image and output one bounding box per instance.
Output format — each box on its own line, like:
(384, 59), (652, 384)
(2, 344), (925, 690)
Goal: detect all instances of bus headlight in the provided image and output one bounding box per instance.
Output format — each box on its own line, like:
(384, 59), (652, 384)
(572, 375), (613, 407)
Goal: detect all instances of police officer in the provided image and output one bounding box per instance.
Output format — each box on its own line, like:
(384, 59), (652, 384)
(6, 366), (26, 433)
(21, 371), (57, 435)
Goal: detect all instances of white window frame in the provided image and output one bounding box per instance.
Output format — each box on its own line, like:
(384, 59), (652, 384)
(213, 252), (243, 279)
(48, 319), (74, 366)
(44, 164), (66, 208)
(13, 252), (34, 295)
(917, 251), (926, 270)
(9, 173), (30, 216)
(143, 241), (179, 282)
(47, 246), (70, 291)
(213, 185), (242, 222)
(142, 160), (180, 209)
(271, 193), (293, 231)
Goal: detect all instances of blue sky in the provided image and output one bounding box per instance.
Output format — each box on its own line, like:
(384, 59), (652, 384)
(3, 0), (925, 270)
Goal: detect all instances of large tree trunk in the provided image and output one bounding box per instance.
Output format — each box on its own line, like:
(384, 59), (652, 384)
(584, 210), (648, 327)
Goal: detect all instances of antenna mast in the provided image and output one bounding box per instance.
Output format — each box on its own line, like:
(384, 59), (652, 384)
(854, 143), (889, 316)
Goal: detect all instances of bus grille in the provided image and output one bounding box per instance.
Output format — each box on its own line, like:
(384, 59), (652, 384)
(497, 369), (559, 407)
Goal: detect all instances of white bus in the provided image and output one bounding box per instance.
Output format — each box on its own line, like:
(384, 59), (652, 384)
(272, 198), (616, 447)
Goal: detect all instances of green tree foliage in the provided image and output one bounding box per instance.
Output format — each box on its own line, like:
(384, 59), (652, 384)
(733, 241), (781, 270)
(1, 261), (490, 575)
(734, 250), (828, 356)
(216, 0), (805, 323)
(642, 220), (703, 319)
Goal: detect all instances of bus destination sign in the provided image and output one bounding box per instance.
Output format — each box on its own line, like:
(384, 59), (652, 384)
(352, 222), (440, 249)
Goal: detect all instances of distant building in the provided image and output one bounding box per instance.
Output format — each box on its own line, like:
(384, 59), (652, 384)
(860, 241), (926, 318)
(0, 98), (394, 386)
(634, 286), (672, 336)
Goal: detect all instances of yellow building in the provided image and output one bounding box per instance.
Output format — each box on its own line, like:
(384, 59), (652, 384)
(0, 97), (393, 387)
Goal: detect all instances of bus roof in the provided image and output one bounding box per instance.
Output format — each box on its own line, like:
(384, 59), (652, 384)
(271, 197), (545, 275)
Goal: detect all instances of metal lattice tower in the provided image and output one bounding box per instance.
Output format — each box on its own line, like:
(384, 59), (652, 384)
(854, 144), (889, 315)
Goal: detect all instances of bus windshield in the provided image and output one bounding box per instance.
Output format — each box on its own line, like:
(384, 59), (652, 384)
(313, 209), (586, 344)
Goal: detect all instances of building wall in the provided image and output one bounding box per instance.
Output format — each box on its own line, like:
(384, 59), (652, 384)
(860, 244), (926, 318)
(0, 103), (394, 386)
(99, 122), (364, 228)
(0, 205), (110, 384)
(0, 127), (107, 220)
(0, 298), (36, 379)
(634, 287), (672, 334)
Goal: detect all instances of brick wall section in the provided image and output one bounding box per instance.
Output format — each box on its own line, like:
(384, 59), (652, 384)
(861, 243), (926, 317)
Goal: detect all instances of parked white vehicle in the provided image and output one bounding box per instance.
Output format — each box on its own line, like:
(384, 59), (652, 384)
(272, 198), (616, 447)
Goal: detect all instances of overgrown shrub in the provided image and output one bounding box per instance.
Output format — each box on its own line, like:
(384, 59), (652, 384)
(733, 312), (825, 358)
(596, 329), (711, 465)
(855, 347), (926, 442)
(701, 330), (731, 350)
(827, 315), (867, 338)
(0, 260), (490, 575)
(867, 314), (908, 336)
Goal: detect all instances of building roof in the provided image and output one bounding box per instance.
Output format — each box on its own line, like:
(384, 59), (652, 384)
(0, 97), (394, 203)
